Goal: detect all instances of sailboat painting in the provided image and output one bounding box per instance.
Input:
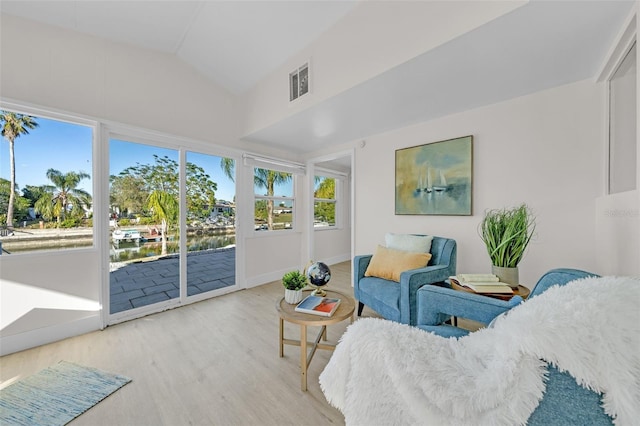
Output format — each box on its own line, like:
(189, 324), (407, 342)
(396, 135), (472, 215)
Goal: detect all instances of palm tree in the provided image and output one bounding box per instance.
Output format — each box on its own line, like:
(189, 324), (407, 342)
(146, 190), (178, 255)
(0, 111), (39, 228)
(34, 169), (91, 227)
(220, 158), (292, 230)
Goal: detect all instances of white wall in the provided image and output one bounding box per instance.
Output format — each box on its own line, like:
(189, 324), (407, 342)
(0, 14), (325, 355)
(0, 15), (240, 144)
(240, 1), (524, 137)
(352, 79), (606, 286)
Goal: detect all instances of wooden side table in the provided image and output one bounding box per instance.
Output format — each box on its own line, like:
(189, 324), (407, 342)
(276, 289), (355, 391)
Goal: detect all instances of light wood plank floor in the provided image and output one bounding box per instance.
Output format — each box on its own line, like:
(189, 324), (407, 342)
(1, 261), (383, 426)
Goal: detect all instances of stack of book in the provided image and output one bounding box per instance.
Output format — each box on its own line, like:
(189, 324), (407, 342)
(449, 274), (514, 295)
(295, 294), (341, 317)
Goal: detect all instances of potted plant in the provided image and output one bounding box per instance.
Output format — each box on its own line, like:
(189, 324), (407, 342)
(479, 204), (535, 288)
(282, 270), (308, 304)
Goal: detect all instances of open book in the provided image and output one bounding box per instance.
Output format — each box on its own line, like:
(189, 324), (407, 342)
(449, 275), (514, 294)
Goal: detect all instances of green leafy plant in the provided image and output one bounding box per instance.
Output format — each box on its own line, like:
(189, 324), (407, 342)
(480, 204), (535, 268)
(282, 270), (308, 290)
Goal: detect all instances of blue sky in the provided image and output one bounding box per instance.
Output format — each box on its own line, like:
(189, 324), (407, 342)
(1, 117), (93, 192)
(1, 114), (293, 203)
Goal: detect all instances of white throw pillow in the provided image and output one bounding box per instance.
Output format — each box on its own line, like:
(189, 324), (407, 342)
(385, 233), (433, 253)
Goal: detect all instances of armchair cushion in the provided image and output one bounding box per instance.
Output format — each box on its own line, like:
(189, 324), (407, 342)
(385, 233), (433, 253)
(364, 245), (431, 282)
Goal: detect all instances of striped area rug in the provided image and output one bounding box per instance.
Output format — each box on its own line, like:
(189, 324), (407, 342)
(0, 361), (131, 426)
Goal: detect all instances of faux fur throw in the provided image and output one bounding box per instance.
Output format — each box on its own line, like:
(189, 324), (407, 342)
(319, 276), (640, 425)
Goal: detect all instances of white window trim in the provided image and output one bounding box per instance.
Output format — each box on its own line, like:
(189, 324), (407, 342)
(596, 9), (637, 195)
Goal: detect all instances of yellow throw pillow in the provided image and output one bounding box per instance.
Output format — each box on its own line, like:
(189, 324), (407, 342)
(364, 245), (432, 282)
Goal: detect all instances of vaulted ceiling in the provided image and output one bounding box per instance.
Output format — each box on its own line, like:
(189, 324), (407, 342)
(1, 1), (635, 155)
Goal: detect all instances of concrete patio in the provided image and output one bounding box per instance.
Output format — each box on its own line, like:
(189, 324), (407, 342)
(109, 247), (236, 314)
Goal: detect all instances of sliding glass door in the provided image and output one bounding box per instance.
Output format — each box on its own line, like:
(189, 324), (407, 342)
(185, 152), (236, 296)
(109, 139), (181, 314)
(108, 139), (236, 318)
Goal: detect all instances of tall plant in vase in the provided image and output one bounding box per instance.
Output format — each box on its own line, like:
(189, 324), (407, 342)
(480, 204), (535, 289)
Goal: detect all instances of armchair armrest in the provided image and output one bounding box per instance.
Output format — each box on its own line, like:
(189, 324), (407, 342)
(398, 264), (452, 325)
(354, 255), (373, 282)
(416, 285), (523, 327)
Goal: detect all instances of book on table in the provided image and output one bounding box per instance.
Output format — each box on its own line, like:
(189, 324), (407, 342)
(295, 294), (341, 317)
(449, 274), (514, 294)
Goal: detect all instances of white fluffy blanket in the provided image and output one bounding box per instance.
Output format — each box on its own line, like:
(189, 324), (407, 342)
(319, 276), (640, 425)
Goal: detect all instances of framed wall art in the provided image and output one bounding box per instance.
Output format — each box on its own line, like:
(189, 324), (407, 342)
(395, 135), (473, 215)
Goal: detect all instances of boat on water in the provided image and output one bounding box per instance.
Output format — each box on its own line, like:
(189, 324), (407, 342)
(432, 170), (448, 192)
(112, 229), (142, 242)
(416, 167), (433, 193)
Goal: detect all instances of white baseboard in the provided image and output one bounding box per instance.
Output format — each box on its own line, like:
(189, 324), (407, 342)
(0, 314), (101, 356)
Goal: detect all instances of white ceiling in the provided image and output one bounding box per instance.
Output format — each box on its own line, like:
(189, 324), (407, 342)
(244, 0), (635, 153)
(0, 0), (358, 95)
(0, 0), (635, 157)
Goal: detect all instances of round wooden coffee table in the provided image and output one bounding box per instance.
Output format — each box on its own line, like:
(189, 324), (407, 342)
(276, 289), (355, 391)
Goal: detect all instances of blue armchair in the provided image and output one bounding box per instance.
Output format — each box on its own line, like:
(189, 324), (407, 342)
(415, 268), (599, 337)
(354, 236), (456, 325)
(413, 268), (610, 425)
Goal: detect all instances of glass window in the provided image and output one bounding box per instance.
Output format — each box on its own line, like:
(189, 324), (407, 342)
(314, 175), (337, 228)
(0, 110), (94, 255)
(609, 42), (637, 194)
(253, 168), (294, 231)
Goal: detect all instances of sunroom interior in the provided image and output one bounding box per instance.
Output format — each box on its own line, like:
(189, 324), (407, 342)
(0, 0), (638, 358)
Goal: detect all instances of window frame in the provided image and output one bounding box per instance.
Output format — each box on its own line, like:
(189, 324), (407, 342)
(0, 101), (98, 256)
(597, 11), (637, 195)
(313, 168), (346, 231)
(313, 175), (338, 229)
(608, 41), (637, 194)
(244, 154), (304, 235)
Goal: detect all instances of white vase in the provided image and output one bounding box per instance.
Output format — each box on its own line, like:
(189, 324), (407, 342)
(492, 265), (519, 289)
(284, 289), (303, 304)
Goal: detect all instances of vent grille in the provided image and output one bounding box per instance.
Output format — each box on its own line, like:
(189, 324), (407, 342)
(289, 62), (309, 102)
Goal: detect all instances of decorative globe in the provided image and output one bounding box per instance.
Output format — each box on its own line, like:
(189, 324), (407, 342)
(307, 261), (331, 296)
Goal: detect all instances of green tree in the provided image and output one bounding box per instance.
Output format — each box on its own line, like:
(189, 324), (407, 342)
(114, 155), (216, 221)
(34, 169), (91, 227)
(109, 174), (147, 218)
(314, 177), (336, 225)
(220, 158), (291, 230)
(185, 162), (216, 220)
(0, 178), (29, 225)
(315, 177), (335, 199)
(146, 190), (179, 255)
(0, 111), (39, 228)
(22, 185), (50, 208)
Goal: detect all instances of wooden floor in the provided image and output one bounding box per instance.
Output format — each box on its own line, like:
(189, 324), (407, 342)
(0, 261), (381, 426)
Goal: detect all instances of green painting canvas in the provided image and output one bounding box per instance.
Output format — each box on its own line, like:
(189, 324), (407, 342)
(395, 135), (473, 215)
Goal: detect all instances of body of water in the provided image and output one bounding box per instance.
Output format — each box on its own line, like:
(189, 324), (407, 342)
(110, 234), (236, 262)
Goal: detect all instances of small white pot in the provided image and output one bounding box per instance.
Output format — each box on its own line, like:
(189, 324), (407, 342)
(284, 289), (303, 304)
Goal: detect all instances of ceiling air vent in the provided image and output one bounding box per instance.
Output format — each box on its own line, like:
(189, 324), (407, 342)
(289, 62), (309, 102)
